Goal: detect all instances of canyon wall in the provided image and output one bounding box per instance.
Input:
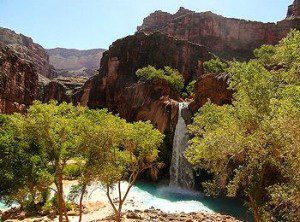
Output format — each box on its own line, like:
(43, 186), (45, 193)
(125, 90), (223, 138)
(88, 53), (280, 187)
(75, 31), (213, 132)
(287, 0), (300, 18)
(0, 42), (38, 113)
(41, 77), (87, 104)
(0, 27), (57, 79)
(138, 7), (300, 60)
(47, 48), (106, 77)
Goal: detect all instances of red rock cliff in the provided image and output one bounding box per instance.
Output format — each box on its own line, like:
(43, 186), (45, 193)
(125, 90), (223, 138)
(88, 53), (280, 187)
(0, 27), (57, 78)
(287, 0), (300, 18)
(75, 32), (213, 132)
(138, 7), (300, 60)
(0, 42), (38, 113)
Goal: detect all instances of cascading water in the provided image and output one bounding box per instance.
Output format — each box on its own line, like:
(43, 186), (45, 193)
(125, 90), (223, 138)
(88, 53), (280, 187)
(169, 102), (195, 190)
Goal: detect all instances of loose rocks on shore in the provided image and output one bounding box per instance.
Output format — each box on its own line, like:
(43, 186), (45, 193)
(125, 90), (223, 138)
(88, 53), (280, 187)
(100, 209), (242, 222)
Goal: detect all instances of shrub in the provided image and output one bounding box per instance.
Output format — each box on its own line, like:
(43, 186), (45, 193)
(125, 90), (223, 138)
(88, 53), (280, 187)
(186, 80), (196, 95)
(203, 57), (227, 74)
(63, 164), (81, 179)
(136, 66), (184, 92)
(186, 30), (300, 222)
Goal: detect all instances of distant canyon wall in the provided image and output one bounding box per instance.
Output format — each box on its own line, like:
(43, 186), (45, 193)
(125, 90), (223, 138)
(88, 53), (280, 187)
(138, 5), (300, 60)
(47, 48), (106, 77)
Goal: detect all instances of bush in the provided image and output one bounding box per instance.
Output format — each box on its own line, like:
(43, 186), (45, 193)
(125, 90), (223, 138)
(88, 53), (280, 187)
(63, 164), (81, 179)
(203, 57), (227, 74)
(136, 66), (184, 92)
(186, 30), (300, 222)
(186, 80), (196, 95)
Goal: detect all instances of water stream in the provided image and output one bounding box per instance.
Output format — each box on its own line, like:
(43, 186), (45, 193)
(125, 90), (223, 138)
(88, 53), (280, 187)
(169, 102), (195, 190)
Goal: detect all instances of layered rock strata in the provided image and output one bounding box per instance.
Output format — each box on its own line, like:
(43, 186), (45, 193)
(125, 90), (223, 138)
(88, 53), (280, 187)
(138, 6), (300, 60)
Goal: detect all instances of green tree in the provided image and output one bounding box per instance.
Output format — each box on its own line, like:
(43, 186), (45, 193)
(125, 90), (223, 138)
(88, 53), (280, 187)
(97, 120), (163, 222)
(4, 101), (87, 222)
(185, 30), (300, 222)
(186, 80), (196, 96)
(203, 57), (227, 74)
(0, 115), (52, 213)
(68, 109), (121, 222)
(67, 109), (164, 222)
(136, 65), (184, 92)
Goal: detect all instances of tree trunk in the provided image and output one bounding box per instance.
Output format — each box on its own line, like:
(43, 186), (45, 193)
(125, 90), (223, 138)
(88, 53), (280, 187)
(61, 182), (69, 222)
(248, 194), (261, 222)
(57, 171), (69, 222)
(106, 187), (120, 222)
(115, 211), (121, 222)
(116, 202), (123, 222)
(78, 185), (86, 222)
(56, 181), (63, 222)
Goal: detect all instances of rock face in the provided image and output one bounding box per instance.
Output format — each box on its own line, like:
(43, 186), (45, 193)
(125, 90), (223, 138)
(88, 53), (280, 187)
(0, 42), (38, 113)
(287, 0), (300, 18)
(138, 7), (300, 60)
(41, 76), (87, 104)
(0, 27), (57, 78)
(47, 48), (106, 77)
(189, 73), (233, 113)
(75, 32), (213, 132)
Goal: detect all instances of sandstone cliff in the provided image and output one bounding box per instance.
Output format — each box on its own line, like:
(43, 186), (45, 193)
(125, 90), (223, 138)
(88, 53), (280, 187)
(41, 76), (87, 104)
(75, 32), (213, 133)
(138, 6), (300, 60)
(287, 0), (300, 19)
(0, 27), (57, 78)
(0, 42), (38, 113)
(189, 73), (232, 113)
(47, 48), (106, 77)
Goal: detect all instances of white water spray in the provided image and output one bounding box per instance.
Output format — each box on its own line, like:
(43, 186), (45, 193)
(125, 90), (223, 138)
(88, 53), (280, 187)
(169, 102), (195, 190)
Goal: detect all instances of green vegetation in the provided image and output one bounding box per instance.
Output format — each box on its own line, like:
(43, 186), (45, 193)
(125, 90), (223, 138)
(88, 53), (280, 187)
(136, 65), (184, 92)
(185, 30), (300, 222)
(203, 57), (227, 74)
(186, 80), (196, 96)
(72, 109), (163, 222)
(0, 101), (163, 222)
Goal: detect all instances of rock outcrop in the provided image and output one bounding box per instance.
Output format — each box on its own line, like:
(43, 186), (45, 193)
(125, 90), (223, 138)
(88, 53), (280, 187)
(47, 48), (106, 77)
(0, 42), (38, 113)
(189, 73), (233, 113)
(41, 76), (87, 104)
(138, 6), (300, 60)
(75, 32), (213, 132)
(0, 27), (57, 79)
(287, 0), (300, 19)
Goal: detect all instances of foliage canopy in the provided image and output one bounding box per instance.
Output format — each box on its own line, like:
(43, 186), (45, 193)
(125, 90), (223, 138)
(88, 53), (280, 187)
(186, 30), (300, 222)
(136, 65), (184, 92)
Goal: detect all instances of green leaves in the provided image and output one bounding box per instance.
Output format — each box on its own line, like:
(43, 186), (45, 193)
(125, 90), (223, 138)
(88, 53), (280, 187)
(0, 100), (164, 219)
(136, 65), (184, 92)
(186, 30), (300, 221)
(203, 57), (227, 74)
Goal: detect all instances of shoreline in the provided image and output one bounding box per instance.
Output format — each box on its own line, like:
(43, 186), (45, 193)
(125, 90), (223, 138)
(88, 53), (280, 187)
(2, 204), (242, 222)
(1, 180), (244, 221)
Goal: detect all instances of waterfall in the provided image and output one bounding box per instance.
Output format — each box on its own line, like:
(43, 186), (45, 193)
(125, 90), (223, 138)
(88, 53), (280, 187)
(169, 102), (195, 190)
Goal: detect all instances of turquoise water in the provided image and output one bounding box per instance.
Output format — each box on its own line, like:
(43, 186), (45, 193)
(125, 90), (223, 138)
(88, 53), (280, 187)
(0, 201), (9, 211)
(134, 182), (253, 221)
(0, 182), (253, 221)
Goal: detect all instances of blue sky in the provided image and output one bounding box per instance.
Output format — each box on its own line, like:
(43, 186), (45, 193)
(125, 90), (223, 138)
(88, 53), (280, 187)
(0, 0), (292, 49)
